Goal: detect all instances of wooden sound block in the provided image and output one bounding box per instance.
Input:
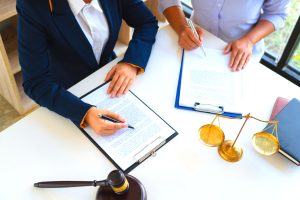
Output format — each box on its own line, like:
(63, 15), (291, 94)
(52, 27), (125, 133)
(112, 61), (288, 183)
(96, 175), (147, 200)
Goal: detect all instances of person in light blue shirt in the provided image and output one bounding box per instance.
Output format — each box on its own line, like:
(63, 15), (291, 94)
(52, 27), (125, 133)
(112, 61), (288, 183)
(159, 0), (289, 71)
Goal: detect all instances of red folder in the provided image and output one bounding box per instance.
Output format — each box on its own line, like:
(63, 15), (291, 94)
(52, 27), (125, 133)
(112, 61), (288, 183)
(270, 97), (289, 120)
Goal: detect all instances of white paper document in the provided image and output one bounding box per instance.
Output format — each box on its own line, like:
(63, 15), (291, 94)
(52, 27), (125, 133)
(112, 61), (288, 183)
(180, 48), (243, 113)
(81, 83), (177, 171)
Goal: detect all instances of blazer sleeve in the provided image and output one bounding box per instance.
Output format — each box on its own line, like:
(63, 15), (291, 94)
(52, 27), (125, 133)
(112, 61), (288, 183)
(120, 0), (159, 70)
(17, 1), (92, 126)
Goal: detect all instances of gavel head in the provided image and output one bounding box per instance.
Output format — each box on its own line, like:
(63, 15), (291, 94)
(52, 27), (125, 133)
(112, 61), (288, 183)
(106, 170), (129, 195)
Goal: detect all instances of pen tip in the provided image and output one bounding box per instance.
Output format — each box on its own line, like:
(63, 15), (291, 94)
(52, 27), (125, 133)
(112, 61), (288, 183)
(128, 126), (135, 129)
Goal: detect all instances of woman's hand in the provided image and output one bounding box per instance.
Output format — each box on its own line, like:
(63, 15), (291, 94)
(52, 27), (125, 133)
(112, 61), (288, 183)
(105, 63), (138, 97)
(224, 37), (254, 71)
(178, 26), (204, 50)
(85, 107), (127, 135)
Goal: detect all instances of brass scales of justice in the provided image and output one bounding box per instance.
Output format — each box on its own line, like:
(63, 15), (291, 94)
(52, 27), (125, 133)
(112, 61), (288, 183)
(198, 113), (280, 162)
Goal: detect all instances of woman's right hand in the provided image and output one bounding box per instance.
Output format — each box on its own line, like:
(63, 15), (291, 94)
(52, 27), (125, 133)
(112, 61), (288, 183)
(85, 107), (128, 135)
(178, 26), (204, 50)
(162, 6), (204, 50)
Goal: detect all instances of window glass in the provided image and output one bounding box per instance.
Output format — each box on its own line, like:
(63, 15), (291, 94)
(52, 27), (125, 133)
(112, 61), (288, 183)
(181, 0), (192, 6)
(264, 0), (300, 62)
(289, 41), (300, 71)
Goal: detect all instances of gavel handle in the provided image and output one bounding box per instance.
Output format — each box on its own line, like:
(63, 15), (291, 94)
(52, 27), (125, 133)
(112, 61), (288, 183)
(34, 180), (107, 188)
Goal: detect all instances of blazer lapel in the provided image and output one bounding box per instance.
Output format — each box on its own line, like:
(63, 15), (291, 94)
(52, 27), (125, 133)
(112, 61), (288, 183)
(98, 0), (115, 66)
(50, 0), (98, 68)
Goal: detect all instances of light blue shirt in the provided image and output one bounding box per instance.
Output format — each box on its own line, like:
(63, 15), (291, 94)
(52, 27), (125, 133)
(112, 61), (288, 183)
(159, 0), (289, 60)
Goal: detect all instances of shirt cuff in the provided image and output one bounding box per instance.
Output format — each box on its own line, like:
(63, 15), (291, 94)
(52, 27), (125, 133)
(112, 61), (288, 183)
(260, 15), (285, 31)
(121, 62), (145, 75)
(80, 107), (92, 128)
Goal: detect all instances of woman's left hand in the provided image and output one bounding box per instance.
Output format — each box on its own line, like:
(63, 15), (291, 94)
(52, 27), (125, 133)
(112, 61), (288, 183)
(224, 37), (254, 71)
(105, 63), (138, 97)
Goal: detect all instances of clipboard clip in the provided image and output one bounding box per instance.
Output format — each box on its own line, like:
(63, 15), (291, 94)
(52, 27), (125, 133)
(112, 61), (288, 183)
(133, 136), (166, 163)
(193, 102), (224, 114)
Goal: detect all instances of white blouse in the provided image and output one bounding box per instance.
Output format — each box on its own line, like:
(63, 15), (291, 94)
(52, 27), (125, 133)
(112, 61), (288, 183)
(67, 0), (109, 64)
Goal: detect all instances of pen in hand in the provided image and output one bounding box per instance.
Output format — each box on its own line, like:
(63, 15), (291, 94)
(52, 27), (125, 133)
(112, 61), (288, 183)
(187, 19), (207, 57)
(98, 114), (135, 129)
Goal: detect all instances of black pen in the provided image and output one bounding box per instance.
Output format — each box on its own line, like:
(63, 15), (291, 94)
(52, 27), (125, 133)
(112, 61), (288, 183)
(98, 114), (135, 129)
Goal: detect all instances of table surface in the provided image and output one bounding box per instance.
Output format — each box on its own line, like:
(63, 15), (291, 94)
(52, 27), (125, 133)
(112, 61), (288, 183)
(1, 25), (300, 200)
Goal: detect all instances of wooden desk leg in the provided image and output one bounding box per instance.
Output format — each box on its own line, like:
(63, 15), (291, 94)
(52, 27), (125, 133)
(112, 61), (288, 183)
(0, 34), (22, 113)
(117, 0), (166, 45)
(117, 20), (132, 45)
(145, 0), (166, 22)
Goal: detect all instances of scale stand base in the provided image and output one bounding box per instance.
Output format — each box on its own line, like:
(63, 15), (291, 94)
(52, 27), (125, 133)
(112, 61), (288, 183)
(218, 140), (243, 162)
(96, 175), (147, 200)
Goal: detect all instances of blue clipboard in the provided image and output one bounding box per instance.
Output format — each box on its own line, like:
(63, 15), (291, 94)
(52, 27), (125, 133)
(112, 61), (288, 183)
(175, 50), (242, 118)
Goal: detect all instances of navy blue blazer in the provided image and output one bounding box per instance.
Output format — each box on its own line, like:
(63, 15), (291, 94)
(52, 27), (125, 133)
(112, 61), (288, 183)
(17, 0), (158, 126)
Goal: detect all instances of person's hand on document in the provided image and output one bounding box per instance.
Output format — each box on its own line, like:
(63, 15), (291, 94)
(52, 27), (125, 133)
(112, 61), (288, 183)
(178, 25), (204, 50)
(105, 63), (138, 98)
(85, 107), (127, 135)
(224, 36), (253, 72)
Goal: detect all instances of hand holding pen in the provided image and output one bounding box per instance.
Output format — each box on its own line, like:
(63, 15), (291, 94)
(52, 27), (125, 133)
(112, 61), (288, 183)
(177, 19), (205, 51)
(98, 114), (135, 129)
(84, 107), (133, 135)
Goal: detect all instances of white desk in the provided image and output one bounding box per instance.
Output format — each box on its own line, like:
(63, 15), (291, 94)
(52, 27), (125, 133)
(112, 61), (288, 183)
(1, 26), (300, 200)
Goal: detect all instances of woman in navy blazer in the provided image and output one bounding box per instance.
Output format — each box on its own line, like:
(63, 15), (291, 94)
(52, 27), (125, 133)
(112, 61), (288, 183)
(17, 0), (158, 134)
